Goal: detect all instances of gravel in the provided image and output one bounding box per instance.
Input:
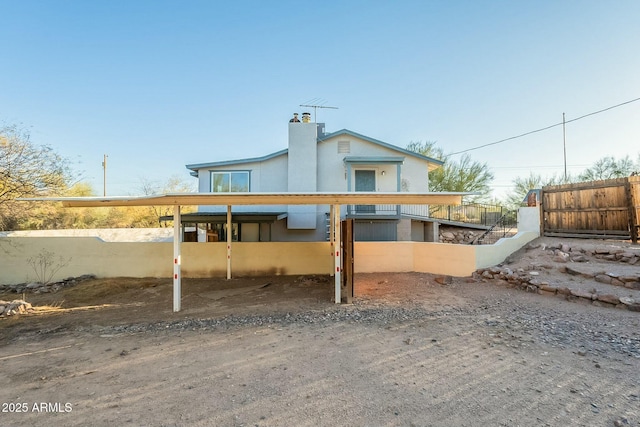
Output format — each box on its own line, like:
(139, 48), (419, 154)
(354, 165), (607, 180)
(73, 300), (640, 360)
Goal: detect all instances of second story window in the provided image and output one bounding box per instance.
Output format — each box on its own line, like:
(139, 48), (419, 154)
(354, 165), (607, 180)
(211, 171), (249, 192)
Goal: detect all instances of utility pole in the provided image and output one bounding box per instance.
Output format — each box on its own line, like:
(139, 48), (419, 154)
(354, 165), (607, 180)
(102, 154), (108, 196)
(562, 113), (567, 182)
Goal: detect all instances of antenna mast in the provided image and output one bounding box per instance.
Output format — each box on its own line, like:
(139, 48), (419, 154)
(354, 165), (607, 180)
(300, 99), (338, 122)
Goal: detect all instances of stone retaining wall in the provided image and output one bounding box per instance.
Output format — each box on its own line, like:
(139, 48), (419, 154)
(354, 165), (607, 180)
(474, 242), (640, 312)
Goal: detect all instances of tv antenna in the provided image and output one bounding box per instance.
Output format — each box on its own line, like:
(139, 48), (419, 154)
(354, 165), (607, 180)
(299, 98), (338, 122)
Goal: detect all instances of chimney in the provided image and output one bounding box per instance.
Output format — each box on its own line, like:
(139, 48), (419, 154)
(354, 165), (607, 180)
(301, 112), (311, 123)
(287, 117), (317, 229)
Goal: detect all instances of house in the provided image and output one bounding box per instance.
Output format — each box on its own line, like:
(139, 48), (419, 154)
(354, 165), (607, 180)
(184, 114), (444, 242)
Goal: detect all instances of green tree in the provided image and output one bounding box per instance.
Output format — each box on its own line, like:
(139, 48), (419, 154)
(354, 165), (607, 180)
(0, 125), (73, 230)
(406, 141), (494, 201)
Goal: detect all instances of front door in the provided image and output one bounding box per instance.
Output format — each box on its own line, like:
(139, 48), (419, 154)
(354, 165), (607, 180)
(355, 170), (376, 213)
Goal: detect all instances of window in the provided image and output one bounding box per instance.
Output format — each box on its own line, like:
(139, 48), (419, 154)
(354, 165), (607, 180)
(211, 171), (249, 192)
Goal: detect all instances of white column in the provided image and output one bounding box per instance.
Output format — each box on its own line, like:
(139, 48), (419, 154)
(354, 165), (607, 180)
(226, 205), (232, 280)
(173, 205), (181, 312)
(329, 204), (335, 277)
(333, 204), (341, 304)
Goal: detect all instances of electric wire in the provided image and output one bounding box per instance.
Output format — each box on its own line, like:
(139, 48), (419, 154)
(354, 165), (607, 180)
(446, 97), (640, 157)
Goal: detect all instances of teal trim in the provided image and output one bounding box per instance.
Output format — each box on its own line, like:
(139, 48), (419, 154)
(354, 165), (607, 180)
(186, 149), (288, 171)
(343, 156), (405, 164)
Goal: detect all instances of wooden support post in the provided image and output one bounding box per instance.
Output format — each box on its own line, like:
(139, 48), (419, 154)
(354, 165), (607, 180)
(227, 205), (232, 280)
(333, 204), (341, 304)
(173, 205), (181, 312)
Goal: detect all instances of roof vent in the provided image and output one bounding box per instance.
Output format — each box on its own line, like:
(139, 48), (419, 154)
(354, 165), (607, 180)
(301, 112), (311, 123)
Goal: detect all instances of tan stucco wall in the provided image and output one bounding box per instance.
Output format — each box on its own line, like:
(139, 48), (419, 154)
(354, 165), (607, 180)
(0, 238), (332, 284)
(0, 231), (539, 284)
(354, 242), (477, 276)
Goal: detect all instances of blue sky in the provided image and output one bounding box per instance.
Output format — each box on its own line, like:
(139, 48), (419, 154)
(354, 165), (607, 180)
(1, 0), (639, 199)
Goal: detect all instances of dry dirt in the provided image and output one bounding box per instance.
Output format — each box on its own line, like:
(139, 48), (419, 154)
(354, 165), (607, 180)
(0, 237), (639, 427)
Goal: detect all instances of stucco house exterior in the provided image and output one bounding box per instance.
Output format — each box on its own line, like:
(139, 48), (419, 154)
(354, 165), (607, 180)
(184, 114), (444, 243)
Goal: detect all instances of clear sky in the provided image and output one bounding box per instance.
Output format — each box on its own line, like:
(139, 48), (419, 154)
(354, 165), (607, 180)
(2, 0), (639, 199)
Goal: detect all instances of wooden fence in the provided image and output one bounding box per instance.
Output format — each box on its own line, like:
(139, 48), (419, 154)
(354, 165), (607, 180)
(542, 176), (640, 242)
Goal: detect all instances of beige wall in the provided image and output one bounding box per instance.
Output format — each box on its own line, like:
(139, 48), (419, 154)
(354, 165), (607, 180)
(0, 230), (538, 285)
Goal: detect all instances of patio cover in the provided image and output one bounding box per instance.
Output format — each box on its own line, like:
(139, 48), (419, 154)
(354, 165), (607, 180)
(22, 192), (470, 311)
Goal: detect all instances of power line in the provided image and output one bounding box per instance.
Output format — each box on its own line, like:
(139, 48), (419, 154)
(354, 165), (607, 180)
(446, 97), (640, 157)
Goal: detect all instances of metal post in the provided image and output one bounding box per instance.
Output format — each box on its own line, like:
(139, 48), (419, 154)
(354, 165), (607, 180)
(334, 204), (341, 304)
(173, 205), (181, 312)
(226, 205), (232, 280)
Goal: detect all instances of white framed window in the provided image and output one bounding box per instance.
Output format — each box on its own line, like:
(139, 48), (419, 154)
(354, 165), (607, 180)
(211, 171), (250, 192)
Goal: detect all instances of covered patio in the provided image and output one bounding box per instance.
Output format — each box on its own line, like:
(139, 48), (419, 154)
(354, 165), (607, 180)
(24, 192), (466, 312)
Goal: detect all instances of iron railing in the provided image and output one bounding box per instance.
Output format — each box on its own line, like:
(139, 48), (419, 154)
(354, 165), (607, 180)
(469, 211), (518, 244)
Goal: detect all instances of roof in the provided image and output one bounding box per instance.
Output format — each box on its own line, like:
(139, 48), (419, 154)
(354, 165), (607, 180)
(23, 191), (471, 207)
(184, 128), (444, 172)
(185, 148), (288, 171)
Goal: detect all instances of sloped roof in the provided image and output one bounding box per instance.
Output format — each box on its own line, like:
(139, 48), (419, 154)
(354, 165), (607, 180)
(185, 128), (444, 172)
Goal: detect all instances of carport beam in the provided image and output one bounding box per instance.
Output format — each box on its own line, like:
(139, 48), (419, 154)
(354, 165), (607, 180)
(173, 205), (181, 312)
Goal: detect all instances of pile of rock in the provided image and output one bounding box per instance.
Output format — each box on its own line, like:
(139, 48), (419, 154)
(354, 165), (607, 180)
(439, 229), (481, 244)
(591, 248), (639, 264)
(474, 265), (640, 311)
(0, 299), (33, 316)
(0, 274), (96, 295)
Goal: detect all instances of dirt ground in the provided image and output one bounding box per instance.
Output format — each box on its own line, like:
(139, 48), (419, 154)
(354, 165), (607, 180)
(1, 237), (639, 427)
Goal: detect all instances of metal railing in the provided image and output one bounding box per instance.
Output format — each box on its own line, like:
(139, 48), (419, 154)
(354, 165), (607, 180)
(427, 203), (508, 226)
(469, 210), (518, 245)
(346, 204), (401, 217)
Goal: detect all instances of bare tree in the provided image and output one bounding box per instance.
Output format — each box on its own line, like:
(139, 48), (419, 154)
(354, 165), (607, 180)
(578, 155), (636, 181)
(0, 125), (72, 230)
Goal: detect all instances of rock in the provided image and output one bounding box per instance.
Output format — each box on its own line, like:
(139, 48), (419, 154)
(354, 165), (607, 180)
(619, 297), (640, 312)
(624, 282), (640, 290)
(561, 244), (571, 253)
(594, 274), (612, 284)
(610, 278), (625, 287)
(570, 289), (595, 300)
(570, 255), (588, 262)
(434, 276), (452, 285)
(553, 252), (570, 263)
(442, 232), (455, 240)
(564, 266), (584, 276)
(596, 294), (621, 305)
